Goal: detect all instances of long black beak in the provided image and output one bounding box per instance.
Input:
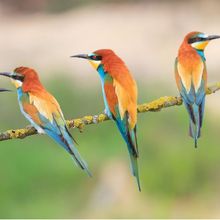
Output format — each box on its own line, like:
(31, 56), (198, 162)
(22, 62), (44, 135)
(0, 73), (12, 92)
(207, 35), (220, 41)
(0, 88), (11, 92)
(0, 72), (12, 78)
(70, 54), (89, 59)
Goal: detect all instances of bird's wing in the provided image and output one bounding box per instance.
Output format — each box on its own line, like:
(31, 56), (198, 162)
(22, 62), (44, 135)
(21, 91), (64, 130)
(22, 91), (73, 144)
(113, 76), (137, 130)
(29, 91), (64, 122)
(104, 76), (138, 155)
(21, 91), (90, 174)
(102, 61), (137, 128)
(175, 58), (206, 145)
(175, 58), (205, 103)
(103, 77), (140, 189)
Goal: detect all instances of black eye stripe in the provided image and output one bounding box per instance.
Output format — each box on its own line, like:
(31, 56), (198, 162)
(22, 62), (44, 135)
(188, 37), (206, 44)
(12, 74), (24, 81)
(90, 55), (102, 61)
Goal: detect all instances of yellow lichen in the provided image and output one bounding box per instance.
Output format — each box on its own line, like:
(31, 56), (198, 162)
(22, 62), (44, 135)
(0, 82), (219, 141)
(206, 88), (212, 95)
(98, 114), (108, 122)
(66, 120), (72, 127)
(9, 129), (27, 139)
(83, 116), (93, 124)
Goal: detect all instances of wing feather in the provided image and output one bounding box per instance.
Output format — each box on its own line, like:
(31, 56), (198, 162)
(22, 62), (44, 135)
(113, 78), (137, 129)
(28, 91), (64, 123)
(177, 58), (204, 93)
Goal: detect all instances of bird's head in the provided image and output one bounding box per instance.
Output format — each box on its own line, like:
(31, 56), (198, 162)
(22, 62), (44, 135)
(71, 49), (116, 70)
(0, 67), (40, 89)
(186, 31), (220, 51)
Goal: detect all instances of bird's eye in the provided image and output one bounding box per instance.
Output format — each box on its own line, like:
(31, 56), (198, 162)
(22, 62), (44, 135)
(12, 74), (24, 81)
(188, 37), (204, 44)
(91, 55), (102, 61)
(195, 37), (202, 42)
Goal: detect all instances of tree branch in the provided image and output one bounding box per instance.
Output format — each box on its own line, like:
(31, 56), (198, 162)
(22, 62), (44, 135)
(0, 82), (219, 141)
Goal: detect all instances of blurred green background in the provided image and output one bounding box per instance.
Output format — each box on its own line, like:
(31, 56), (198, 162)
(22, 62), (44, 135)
(0, 0), (220, 218)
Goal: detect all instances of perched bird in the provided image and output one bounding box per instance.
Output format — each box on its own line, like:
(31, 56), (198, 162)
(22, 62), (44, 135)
(175, 32), (220, 147)
(0, 67), (90, 175)
(72, 49), (140, 190)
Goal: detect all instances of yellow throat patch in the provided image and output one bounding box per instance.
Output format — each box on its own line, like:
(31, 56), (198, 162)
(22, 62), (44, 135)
(89, 60), (101, 70)
(192, 41), (209, 50)
(11, 79), (22, 89)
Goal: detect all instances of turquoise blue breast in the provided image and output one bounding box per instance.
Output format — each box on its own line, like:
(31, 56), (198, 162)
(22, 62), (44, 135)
(97, 65), (112, 118)
(196, 50), (206, 61)
(17, 87), (23, 100)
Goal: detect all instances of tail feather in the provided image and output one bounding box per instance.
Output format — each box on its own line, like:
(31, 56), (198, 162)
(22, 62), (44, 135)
(129, 151), (141, 191)
(45, 128), (91, 176)
(180, 81), (206, 148)
(114, 114), (140, 190)
(127, 126), (141, 190)
(69, 151), (92, 177)
(188, 104), (201, 148)
(61, 129), (92, 176)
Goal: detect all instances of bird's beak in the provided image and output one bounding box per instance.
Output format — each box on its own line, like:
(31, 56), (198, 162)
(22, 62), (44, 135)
(0, 72), (12, 78)
(70, 54), (89, 59)
(0, 88), (12, 92)
(0, 73), (12, 91)
(207, 35), (220, 41)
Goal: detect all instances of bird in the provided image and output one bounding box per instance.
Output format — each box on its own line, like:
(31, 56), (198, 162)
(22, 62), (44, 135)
(0, 67), (91, 175)
(175, 31), (220, 147)
(71, 49), (140, 190)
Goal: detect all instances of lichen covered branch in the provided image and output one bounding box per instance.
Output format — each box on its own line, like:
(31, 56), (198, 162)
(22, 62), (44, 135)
(0, 82), (219, 141)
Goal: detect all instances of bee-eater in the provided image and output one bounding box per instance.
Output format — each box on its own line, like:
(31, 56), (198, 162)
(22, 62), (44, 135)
(175, 32), (220, 147)
(71, 49), (140, 190)
(0, 67), (91, 175)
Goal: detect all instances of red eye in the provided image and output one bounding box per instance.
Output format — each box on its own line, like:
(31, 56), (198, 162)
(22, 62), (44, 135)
(91, 55), (102, 60)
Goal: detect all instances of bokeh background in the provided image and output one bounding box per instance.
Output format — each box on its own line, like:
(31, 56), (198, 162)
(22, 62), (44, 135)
(0, 0), (220, 218)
